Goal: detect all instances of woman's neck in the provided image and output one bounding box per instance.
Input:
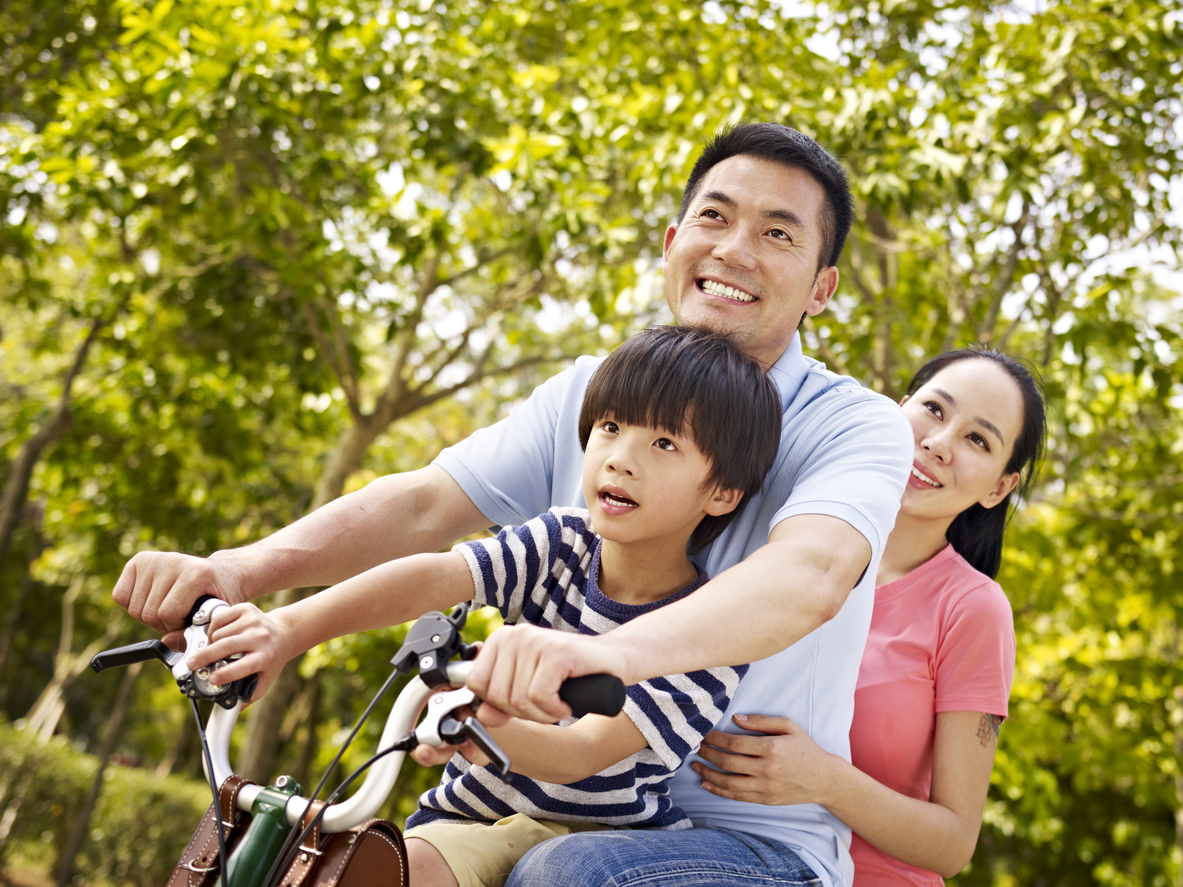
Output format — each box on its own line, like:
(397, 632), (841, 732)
(596, 538), (700, 606)
(876, 512), (954, 587)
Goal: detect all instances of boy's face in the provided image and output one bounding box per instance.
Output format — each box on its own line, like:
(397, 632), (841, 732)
(581, 415), (741, 553)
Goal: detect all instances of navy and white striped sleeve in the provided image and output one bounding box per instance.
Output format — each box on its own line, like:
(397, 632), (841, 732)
(453, 515), (557, 622)
(624, 663), (749, 771)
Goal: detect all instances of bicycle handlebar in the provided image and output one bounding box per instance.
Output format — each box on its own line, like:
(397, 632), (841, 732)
(217, 661), (626, 832)
(558, 673), (628, 716)
(94, 601), (627, 834)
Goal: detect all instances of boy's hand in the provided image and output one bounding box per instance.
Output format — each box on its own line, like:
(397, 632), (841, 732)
(186, 603), (293, 703)
(410, 738), (495, 769)
(409, 696), (498, 769)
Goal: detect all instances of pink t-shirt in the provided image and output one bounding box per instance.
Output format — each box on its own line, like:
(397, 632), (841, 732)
(849, 544), (1016, 887)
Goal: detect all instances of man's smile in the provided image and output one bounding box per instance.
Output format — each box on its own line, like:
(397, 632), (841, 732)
(699, 278), (757, 303)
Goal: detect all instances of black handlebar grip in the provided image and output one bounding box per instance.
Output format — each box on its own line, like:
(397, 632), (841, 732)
(558, 674), (626, 716)
(91, 639), (174, 673)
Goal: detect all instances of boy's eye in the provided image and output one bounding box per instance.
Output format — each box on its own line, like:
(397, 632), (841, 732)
(654, 437), (677, 451)
(601, 421), (619, 434)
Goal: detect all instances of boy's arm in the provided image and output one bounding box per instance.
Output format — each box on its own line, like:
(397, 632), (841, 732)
(187, 549), (476, 698)
(479, 713), (649, 784)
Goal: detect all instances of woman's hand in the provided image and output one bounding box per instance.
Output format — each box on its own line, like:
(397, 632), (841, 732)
(186, 603), (295, 703)
(692, 713), (841, 806)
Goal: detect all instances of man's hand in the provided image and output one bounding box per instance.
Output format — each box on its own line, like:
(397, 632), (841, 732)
(112, 551), (246, 650)
(692, 713), (840, 806)
(465, 623), (625, 723)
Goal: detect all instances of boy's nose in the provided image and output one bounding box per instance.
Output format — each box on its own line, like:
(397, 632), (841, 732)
(605, 440), (641, 476)
(605, 456), (636, 476)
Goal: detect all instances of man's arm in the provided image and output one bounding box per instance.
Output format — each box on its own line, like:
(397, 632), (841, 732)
(112, 465), (489, 639)
(468, 512), (869, 723)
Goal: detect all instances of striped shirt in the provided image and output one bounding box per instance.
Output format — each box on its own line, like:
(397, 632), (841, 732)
(407, 507), (748, 830)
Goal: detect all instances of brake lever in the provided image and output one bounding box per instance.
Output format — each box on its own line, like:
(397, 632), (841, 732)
(91, 595), (256, 709)
(415, 686), (512, 780)
(91, 639), (182, 673)
(175, 597), (257, 708)
(441, 716), (512, 780)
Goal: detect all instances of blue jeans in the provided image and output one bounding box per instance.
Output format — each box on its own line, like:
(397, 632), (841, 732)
(505, 826), (822, 887)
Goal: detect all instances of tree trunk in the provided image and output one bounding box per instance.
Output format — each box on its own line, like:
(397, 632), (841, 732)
(0, 319), (102, 579)
(23, 577), (119, 741)
(0, 769), (34, 866)
(154, 710), (200, 779)
(54, 662), (142, 887)
(1173, 623), (1183, 880)
(0, 502), (46, 712)
(237, 416), (390, 783)
(293, 675), (322, 793)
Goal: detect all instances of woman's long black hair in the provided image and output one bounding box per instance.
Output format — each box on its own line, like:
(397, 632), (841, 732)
(905, 348), (1048, 579)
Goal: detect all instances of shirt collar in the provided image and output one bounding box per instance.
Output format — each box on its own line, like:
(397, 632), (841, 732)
(765, 332), (809, 411)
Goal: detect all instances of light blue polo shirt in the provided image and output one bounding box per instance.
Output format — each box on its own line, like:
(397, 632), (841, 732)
(434, 332), (913, 887)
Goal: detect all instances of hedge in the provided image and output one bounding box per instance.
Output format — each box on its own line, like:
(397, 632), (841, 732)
(0, 722), (211, 885)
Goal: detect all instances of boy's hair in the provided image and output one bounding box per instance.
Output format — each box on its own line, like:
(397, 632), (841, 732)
(578, 326), (781, 554)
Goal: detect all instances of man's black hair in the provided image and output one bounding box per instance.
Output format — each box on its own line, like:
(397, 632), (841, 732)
(578, 325), (781, 554)
(678, 122), (854, 271)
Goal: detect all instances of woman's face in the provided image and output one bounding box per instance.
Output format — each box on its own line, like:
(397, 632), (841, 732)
(899, 359), (1024, 523)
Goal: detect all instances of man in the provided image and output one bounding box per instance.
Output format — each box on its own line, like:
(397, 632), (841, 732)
(114, 123), (912, 886)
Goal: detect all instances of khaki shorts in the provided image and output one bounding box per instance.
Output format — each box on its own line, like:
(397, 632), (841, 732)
(405, 813), (617, 887)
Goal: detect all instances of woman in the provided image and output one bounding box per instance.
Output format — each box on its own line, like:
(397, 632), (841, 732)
(691, 347), (1047, 885)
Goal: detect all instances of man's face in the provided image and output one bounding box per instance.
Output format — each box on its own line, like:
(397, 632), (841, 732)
(662, 155), (840, 368)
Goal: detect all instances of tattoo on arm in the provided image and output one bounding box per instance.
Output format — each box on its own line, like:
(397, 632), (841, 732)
(976, 713), (1002, 748)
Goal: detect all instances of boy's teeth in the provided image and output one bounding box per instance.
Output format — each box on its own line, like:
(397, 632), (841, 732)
(603, 493), (637, 507)
(911, 466), (941, 487)
(701, 279), (755, 302)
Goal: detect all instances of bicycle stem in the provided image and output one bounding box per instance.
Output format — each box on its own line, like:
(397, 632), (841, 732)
(208, 661), (474, 833)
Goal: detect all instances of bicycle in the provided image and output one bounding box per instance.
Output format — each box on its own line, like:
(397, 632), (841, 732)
(91, 597), (625, 887)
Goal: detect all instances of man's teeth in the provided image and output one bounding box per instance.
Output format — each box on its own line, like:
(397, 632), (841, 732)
(701, 279), (755, 302)
(603, 493), (637, 507)
(911, 467), (941, 487)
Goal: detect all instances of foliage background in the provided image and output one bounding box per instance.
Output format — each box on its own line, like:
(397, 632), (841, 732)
(1, 0), (1180, 884)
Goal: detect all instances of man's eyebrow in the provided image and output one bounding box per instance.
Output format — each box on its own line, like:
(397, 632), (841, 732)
(932, 387), (1007, 447)
(697, 190), (806, 229)
(762, 208), (806, 229)
(700, 189), (736, 208)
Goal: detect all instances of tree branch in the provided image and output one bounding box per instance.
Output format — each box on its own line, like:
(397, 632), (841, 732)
(0, 316), (104, 578)
(301, 302), (362, 419)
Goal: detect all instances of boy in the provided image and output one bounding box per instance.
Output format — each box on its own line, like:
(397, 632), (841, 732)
(190, 325), (781, 887)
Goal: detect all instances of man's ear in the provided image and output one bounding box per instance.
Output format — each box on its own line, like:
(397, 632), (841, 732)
(804, 266), (840, 317)
(980, 472), (1020, 510)
(705, 487), (744, 517)
(662, 224), (679, 271)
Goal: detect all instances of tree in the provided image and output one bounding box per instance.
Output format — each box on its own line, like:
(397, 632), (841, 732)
(1, 0), (1180, 884)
